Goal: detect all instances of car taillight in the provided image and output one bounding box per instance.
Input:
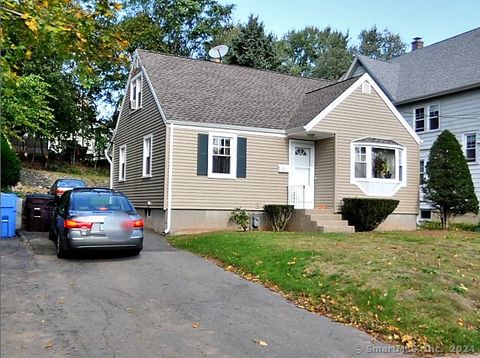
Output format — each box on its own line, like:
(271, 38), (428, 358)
(56, 188), (66, 196)
(64, 219), (93, 229)
(122, 219), (144, 230)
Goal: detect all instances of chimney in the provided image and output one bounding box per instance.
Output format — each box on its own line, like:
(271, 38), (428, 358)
(411, 37), (424, 51)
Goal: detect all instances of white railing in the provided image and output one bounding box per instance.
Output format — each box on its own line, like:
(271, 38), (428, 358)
(288, 185), (305, 208)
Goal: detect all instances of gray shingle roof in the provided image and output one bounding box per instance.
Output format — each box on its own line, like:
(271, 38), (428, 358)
(288, 77), (359, 128)
(353, 137), (401, 146)
(355, 27), (480, 103)
(138, 49), (335, 130)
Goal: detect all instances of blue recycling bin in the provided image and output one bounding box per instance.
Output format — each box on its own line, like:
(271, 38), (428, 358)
(1, 193), (18, 239)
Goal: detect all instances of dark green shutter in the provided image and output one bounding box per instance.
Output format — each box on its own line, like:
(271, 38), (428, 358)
(197, 134), (208, 176)
(237, 137), (247, 178)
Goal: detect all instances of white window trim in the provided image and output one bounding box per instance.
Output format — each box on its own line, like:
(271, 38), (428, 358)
(142, 134), (153, 178)
(350, 141), (407, 197)
(130, 73), (143, 110)
(118, 145), (127, 182)
(413, 104), (440, 133)
(207, 132), (237, 179)
(419, 159), (426, 185)
(463, 132), (477, 163)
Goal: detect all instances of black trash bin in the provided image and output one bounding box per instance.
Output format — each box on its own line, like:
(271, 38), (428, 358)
(24, 194), (54, 232)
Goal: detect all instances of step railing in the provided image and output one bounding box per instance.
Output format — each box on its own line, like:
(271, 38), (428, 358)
(288, 185), (305, 208)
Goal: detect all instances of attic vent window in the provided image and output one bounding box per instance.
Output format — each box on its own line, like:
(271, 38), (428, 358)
(361, 82), (371, 94)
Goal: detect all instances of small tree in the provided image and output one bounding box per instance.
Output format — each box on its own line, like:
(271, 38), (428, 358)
(229, 208), (250, 232)
(424, 130), (478, 229)
(1, 135), (22, 190)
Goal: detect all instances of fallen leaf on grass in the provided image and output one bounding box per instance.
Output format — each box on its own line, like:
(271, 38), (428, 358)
(59, 299), (65, 304)
(44, 341), (53, 348)
(126, 307), (135, 313)
(253, 339), (268, 346)
(192, 322), (200, 328)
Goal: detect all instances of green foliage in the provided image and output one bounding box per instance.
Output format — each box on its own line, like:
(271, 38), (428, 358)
(121, 0), (234, 57)
(424, 130), (479, 229)
(342, 198), (399, 232)
(277, 26), (353, 80)
(229, 208), (250, 231)
(0, 73), (54, 140)
(1, 135), (22, 189)
(227, 15), (278, 70)
(263, 205), (294, 232)
(356, 26), (406, 60)
(421, 221), (480, 232)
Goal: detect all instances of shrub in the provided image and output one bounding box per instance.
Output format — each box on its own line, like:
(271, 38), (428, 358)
(424, 130), (478, 229)
(1, 135), (21, 190)
(263, 204), (294, 232)
(422, 220), (480, 232)
(230, 208), (250, 232)
(342, 198), (399, 232)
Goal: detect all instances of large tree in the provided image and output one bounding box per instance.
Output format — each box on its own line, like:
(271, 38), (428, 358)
(277, 26), (352, 79)
(424, 130), (478, 229)
(120, 0), (234, 57)
(226, 15), (278, 70)
(356, 26), (406, 60)
(1, 0), (127, 161)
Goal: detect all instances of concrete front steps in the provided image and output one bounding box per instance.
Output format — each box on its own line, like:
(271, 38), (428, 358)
(287, 209), (355, 233)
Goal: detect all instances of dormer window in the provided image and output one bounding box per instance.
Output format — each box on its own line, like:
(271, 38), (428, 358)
(130, 74), (142, 110)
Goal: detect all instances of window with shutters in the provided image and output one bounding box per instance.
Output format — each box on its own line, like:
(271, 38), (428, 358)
(208, 133), (237, 178)
(142, 134), (153, 177)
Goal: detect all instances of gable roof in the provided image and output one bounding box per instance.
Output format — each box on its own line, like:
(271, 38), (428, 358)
(137, 49), (332, 130)
(288, 77), (359, 129)
(346, 27), (480, 104)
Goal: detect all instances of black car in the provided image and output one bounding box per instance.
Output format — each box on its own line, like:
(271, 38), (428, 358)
(48, 179), (87, 200)
(49, 188), (144, 258)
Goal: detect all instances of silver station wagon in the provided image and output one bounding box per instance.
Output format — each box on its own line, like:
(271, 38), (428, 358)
(49, 188), (144, 258)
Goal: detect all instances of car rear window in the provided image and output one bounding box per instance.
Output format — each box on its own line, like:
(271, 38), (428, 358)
(70, 192), (135, 213)
(58, 180), (87, 188)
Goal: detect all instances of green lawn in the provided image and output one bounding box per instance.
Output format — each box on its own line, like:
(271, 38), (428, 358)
(169, 230), (480, 353)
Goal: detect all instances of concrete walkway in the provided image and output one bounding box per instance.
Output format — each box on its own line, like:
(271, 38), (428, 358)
(2, 230), (399, 357)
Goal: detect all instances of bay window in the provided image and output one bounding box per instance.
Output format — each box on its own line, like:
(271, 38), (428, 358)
(351, 138), (407, 196)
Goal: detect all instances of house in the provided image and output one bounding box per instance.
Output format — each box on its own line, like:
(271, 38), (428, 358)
(342, 27), (480, 222)
(107, 49), (420, 234)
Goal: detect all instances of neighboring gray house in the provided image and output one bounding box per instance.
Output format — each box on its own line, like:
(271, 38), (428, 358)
(107, 49), (420, 234)
(342, 27), (480, 222)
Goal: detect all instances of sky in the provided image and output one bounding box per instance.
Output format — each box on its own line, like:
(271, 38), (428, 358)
(219, 0), (480, 47)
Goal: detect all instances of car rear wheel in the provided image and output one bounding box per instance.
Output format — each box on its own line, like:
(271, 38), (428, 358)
(56, 234), (67, 259)
(130, 249), (141, 256)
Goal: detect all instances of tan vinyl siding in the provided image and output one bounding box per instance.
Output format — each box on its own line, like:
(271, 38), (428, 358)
(315, 137), (335, 209)
(312, 86), (419, 214)
(171, 127), (289, 209)
(113, 73), (166, 209)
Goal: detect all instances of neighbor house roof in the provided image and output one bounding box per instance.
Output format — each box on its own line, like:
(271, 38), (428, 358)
(347, 27), (480, 104)
(138, 49), (334, 130)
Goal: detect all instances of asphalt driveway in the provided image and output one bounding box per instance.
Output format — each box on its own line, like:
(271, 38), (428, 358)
(1, 230), (395, 357)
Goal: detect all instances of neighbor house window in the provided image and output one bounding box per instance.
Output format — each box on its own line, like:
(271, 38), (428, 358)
(464, 133), (477, 162)
(207, 133), (237, 178)
(420, 210), (432, 220)
(354, 146), (367, 178)
(428, 105), (439, 130)
(414, 108), (425, 132)
(414, 105), (440, 132)
(143, 134), (153, 177)
(419, 160), (426, 185)
(119, 145), (126, 181)
(130, 75), (142, 110)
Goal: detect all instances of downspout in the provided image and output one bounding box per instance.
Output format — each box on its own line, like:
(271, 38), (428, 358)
(105, 141), (113, 189)
(164, 123), (174, 234)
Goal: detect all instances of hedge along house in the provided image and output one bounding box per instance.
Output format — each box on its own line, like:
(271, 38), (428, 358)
(107, 49), (420, 234)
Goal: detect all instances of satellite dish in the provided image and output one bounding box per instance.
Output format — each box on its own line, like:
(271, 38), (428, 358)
(208, 44), (229, 61)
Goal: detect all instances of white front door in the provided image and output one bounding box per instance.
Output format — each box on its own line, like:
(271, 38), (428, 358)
(289, 140), (315, 209)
